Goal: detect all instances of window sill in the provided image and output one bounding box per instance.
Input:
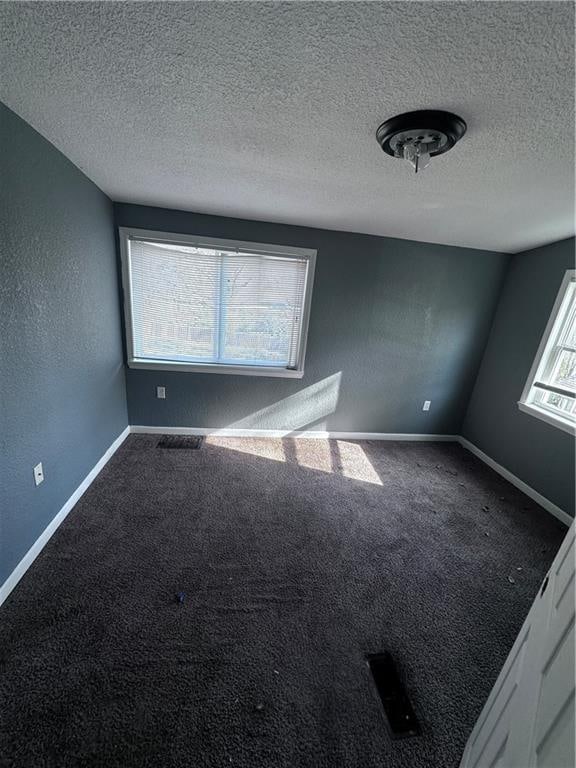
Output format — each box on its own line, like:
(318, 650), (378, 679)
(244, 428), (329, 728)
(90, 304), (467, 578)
(518, 401), (576, 435)
(128, 359), (304, 378)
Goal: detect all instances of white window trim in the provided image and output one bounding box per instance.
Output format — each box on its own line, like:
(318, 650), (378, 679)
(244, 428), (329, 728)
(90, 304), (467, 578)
(518, 269), (576, 436)
(119, 227), (316, 378)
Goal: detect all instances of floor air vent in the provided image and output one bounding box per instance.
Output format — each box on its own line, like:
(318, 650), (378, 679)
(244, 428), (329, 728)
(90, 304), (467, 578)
(367, 652), (420, 739)
(157, 435), (204, 450)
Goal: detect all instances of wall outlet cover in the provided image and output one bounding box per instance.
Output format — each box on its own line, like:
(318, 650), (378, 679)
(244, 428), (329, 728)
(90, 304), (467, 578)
(33, 462), (44, 486)
(423, 400), (431, 411)
(156, 386), (166, 399)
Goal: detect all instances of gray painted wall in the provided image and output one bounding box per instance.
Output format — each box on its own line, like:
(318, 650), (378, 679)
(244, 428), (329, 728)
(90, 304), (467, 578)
(463, 238), (575, 516)
(115, 204), (509, 435)
(0, 100), (570, 593)
(0, 104), (128, 584)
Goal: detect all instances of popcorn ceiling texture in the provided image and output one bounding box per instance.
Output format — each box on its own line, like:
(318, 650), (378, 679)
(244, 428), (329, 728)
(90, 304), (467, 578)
(0, 1), (573, 253)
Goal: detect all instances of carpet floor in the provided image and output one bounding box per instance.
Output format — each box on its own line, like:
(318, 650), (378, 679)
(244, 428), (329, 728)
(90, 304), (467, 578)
(0, 436), (567, 768)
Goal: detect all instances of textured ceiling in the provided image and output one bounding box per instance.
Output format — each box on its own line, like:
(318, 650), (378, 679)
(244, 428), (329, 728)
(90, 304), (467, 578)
(0, 1), (574, 252)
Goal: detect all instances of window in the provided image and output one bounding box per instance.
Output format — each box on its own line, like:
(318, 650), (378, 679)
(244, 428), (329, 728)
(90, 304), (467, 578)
(519, 270), (576, 434)
(119, 228), (316, 377)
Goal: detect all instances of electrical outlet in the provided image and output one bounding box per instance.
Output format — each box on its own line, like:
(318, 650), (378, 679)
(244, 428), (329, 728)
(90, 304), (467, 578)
(33, 462), (44, 486)
(156, 386), (166, 399)
(423, 400), (431, 411)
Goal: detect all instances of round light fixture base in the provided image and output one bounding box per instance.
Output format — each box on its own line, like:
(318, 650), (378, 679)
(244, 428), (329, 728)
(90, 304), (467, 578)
(376, 110), (466, 172)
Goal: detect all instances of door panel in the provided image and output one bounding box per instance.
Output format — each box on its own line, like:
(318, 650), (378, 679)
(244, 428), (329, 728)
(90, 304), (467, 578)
(467, 633), (530, 768)
(461, 524), (575, 768)
(534, 694), (574, 768)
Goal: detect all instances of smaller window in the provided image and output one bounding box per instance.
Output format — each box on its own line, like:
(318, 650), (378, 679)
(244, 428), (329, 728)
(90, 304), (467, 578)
(119, 228), (316, 378)
(519, 269), (576, 434)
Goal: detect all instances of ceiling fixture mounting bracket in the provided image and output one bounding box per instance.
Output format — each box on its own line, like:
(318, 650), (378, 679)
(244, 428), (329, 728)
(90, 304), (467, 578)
(376, 110), (467, 174)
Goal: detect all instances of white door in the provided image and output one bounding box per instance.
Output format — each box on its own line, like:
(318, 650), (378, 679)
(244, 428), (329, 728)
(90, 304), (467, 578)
(460, 523), (575, 768)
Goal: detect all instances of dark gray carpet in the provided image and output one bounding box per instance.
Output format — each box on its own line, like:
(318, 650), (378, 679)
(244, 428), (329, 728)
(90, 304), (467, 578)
(0, 436), (567, 768)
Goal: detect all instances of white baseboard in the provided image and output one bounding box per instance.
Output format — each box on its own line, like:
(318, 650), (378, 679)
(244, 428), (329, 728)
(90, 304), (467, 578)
(131, 425), (460, 441)
(0, 426), (130, 608)
(458, 437), (572, 527)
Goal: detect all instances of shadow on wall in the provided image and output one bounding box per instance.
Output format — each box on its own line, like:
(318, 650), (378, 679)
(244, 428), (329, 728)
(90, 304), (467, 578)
(222, 372), (343, 432)
(205, 371), (387, 485)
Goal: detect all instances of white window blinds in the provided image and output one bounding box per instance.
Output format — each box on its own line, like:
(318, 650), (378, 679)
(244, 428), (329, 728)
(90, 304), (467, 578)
(124, 234), (314, 375)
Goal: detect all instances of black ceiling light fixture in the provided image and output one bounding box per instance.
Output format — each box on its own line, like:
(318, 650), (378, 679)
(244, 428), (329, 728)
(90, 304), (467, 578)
(376, 110), (467, 174)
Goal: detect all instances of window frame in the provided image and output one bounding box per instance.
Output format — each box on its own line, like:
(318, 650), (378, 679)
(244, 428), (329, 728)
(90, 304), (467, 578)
(119, 227), (316, 378)
(518, 269), (576, 435)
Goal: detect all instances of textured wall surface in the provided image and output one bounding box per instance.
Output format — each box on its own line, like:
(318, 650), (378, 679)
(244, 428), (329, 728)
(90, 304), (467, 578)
(0, 103), (128, 584)
(1, 1), (574, 252)
(463, 238), (576, 515)
(116, 203), (508, 435)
